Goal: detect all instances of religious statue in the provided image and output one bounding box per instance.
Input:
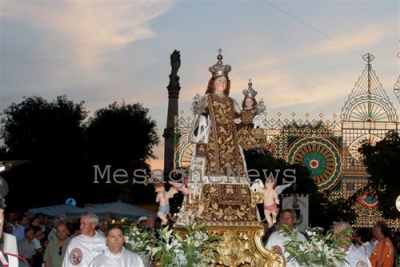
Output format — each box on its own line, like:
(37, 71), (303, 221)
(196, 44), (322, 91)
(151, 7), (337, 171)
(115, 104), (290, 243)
(236, 80), (260, 130)
(236, 80), (270, 152)
(169, 50), (181, 86)
(186, 49), (258, 225)
(155, 183), (178, 225)
(170, 50), (286, 267)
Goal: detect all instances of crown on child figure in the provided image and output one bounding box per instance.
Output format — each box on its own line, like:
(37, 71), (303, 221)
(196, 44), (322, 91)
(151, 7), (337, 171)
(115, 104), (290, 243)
(209, 48), (231, 77)
(242, 79), (258, 99)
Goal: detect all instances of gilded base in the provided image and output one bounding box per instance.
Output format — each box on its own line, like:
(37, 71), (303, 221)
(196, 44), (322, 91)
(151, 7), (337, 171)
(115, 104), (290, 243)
(174, 223), (285, 267)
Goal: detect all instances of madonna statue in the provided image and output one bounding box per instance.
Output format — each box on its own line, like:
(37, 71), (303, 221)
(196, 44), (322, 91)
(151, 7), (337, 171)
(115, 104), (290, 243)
(187, 50), (259, 225)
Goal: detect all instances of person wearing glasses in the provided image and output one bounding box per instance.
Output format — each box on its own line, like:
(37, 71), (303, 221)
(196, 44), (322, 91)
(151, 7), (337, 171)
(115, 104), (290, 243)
(44, 222), (70, 267)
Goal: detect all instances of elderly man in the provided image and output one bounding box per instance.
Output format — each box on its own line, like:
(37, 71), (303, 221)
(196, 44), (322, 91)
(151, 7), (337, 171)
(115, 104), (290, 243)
(89, 224), (144, 267)
(0, 177), (29, 266)
(333, 221), (372, 267)
(62, 213), (106, 267)
(265, 209), (306, 267)
(44, 222), (70, 267)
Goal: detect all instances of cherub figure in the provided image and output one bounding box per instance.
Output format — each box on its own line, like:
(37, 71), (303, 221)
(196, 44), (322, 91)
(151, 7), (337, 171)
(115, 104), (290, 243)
(263, 179), (280, 228)
(252, 178), (291, 228)
(155, 182), (178, 225)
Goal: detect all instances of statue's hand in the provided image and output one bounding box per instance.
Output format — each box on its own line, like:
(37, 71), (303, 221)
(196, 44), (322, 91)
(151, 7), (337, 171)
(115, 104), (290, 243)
(272, 245), (283, 255)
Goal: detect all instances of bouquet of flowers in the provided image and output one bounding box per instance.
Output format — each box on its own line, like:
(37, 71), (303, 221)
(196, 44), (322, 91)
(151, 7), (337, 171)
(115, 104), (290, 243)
(124, 222), (220, 267)
(282, 225), (351, 267)
(149, 224), (220, 267)
(124, 223), (153, 265)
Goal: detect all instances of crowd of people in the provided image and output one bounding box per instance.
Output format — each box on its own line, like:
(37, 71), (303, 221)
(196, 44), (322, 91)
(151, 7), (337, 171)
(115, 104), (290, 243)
(1, 206), (145, 267)
(3, 204), (400, 267)
(263, 208), (400, 267)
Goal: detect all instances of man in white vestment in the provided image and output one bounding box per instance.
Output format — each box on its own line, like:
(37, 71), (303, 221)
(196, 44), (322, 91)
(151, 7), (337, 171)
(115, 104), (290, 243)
(333, 221), (372, 267)
(89, 224), (144, 267)
(62, 213), (106, 267)
(265, 209), (307, 267)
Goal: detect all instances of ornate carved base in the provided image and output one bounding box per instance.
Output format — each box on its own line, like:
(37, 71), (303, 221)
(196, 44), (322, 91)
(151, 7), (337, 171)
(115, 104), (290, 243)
(174, 223), (285, 267)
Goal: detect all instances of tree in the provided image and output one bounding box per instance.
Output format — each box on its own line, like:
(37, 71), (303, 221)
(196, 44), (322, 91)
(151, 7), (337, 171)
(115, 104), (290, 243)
(359, 130), (400, 219)
(85, 101), (160, 203)
(0, 95), (87, 159)
(0, 95), (88, 209)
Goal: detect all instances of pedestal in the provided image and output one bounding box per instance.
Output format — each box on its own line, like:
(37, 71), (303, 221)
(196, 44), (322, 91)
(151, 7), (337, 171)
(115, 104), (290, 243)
(174, 223), (285, 267)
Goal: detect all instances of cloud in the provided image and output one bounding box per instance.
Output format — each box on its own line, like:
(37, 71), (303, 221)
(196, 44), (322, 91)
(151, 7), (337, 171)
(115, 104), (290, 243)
(242, 16), (396, 73)
(2, 0), (176, 68)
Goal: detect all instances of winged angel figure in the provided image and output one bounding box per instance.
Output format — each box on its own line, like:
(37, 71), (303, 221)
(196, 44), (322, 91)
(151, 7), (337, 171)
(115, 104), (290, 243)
(251, 179), (291, 228)
(168, 180), (203, 225)
(155, 183), (179, 225)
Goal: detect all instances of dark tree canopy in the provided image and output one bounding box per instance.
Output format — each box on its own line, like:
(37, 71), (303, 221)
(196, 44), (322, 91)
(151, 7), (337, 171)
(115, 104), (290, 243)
(85, 101), (160, 204)
(0, 95), (87, 159)
(0, 96), (160, 208)
(0, 95), (88, 209)
(86, 101), (159, 169)
(359, 130), (400, 218)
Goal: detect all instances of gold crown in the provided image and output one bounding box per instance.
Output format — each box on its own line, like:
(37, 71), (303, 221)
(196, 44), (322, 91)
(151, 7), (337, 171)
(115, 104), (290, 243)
(209, 49), (231, 77)
(242, 79), (258, 99)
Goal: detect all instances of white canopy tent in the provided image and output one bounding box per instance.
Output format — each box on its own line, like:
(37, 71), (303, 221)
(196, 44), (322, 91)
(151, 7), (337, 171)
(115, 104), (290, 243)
(65, 200), (156, 221)
(29, 204), (86, 218)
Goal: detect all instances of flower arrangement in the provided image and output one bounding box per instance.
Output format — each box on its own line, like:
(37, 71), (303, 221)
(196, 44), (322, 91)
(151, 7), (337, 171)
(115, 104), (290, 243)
(282, 225), (351, 267)
(124, 223), (220, 267)
(124, 223), (153, 265)
(150, 224), (220, 267)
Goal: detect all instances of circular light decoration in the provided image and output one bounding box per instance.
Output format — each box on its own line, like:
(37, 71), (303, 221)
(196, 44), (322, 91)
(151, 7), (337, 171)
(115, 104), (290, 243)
(288, 137), (341, 191)
(396, 195), (400, 212)
(348, 134), (382, 162)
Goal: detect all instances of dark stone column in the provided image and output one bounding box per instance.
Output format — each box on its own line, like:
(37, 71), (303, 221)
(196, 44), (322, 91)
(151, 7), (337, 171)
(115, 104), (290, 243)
(163, 50), (181, 179)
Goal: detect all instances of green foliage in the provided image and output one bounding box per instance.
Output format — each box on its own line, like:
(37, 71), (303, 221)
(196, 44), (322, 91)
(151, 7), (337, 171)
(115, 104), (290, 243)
(359, 130), (400, 218)
(86, 101), (160, 203)
(86, 101), (159, 166)
(124, 223), (153, 254)
(321, 196), (357, 226)
(0, 95), (87, 159)
(125, 223), (221, 267)
(0, 96), (160, 207)
(281, 224), (350, 267)
(149, 224), (220, 267)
